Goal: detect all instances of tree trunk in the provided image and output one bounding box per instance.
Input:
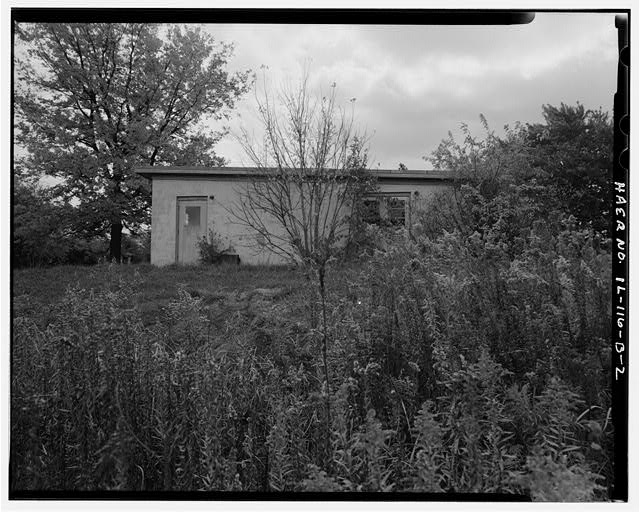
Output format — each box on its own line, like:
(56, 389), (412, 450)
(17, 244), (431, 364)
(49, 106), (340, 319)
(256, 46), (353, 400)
(318, 265), (331, 461)
(318, 265), (330, 395)
(110, 221), (122, 262)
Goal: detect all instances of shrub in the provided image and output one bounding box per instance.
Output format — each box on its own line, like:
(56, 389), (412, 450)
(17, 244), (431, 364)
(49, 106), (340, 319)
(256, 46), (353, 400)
(13, 182), (73, 267)
(197, 228), (236, 265)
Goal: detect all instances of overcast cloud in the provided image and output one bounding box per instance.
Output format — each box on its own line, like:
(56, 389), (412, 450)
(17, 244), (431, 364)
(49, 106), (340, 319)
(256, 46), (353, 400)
(205, 13), (619, 170)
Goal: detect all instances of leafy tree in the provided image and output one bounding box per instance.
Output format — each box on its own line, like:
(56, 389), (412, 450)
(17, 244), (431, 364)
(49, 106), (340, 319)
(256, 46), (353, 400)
(525, 103), (613, 236)
(421, 116), (547, 251)
(421, 104), (613, 242)
(15, 23), (251, 260)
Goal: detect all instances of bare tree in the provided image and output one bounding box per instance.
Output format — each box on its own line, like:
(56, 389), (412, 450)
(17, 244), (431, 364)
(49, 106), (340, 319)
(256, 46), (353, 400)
(232, 72), (375, 416)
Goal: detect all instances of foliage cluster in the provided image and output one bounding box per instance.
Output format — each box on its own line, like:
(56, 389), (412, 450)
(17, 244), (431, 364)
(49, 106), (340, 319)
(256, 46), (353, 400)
(425, 104), (612, 238)
(196, 229), (236, 265)
(13, 180), (150, 267)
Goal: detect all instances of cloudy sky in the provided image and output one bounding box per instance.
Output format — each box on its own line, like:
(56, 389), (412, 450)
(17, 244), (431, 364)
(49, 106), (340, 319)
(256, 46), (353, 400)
(204, 12), (620, 170)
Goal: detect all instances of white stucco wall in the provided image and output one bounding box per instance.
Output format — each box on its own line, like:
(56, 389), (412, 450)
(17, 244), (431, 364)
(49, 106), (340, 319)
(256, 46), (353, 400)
(150, 175), (450, 266)
(151, 177), (293, 265)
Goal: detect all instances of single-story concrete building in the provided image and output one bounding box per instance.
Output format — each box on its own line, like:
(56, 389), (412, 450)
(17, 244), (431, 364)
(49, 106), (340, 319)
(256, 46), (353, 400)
(136, 167), (451, 265)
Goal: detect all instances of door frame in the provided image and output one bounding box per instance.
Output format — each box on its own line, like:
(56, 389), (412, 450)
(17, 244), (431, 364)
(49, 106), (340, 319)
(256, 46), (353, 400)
(175, 196), (208, 263)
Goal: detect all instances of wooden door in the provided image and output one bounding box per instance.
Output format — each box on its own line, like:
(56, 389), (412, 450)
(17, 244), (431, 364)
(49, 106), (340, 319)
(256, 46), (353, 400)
(177, 198), (207, 264)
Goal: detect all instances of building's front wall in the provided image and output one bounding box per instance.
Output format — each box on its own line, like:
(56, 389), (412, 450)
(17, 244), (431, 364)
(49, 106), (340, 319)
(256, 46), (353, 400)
(151, 177), (292, 266)
(150, 175), (449, 266)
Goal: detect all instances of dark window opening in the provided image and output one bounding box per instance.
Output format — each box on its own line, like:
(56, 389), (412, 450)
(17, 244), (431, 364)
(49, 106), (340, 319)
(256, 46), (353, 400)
(385, 197), (406, 226)
(362, 196), (408, 227)
(362, 199), (381, 224)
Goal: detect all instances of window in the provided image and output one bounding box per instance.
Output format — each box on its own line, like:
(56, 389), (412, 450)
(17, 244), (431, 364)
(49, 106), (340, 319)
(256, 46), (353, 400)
(385, 197), (406, 226)
(185, 206), (201, 227)
(362, 199), (382, 224)
(362, 196), (408, 227)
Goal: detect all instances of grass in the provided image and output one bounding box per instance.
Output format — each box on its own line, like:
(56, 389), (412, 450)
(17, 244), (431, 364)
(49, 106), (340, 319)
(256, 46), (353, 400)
(12, 262), (362, 326)
(10, 262), (366, 493)
(14, 263), (301, 323)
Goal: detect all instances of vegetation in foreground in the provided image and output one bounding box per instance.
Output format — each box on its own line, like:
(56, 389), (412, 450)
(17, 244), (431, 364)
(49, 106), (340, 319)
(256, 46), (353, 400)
(12, 103), (613, 498)
(12, 232), (611, 498)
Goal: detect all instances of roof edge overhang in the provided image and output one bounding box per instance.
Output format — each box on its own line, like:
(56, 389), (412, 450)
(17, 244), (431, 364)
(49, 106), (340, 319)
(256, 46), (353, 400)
(135, 166), (452, 182)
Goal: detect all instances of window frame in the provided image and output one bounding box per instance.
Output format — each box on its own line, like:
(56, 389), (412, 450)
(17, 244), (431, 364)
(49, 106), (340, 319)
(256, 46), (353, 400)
(361, 191), (412, 228)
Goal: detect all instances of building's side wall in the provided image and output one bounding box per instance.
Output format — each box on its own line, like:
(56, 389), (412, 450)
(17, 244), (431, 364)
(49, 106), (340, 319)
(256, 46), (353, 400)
(150, 176), (450, 266)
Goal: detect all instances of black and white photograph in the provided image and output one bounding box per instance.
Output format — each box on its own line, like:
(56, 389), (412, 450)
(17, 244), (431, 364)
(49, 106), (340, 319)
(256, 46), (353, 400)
(7, 5), (632, 504)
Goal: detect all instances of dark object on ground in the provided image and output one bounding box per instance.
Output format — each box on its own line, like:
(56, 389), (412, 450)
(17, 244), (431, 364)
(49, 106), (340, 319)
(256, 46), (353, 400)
(216, 254), (240, 265)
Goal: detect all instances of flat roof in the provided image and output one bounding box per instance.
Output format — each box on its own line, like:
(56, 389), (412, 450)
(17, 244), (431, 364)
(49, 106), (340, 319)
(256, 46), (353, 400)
(136, 166), (451, 181)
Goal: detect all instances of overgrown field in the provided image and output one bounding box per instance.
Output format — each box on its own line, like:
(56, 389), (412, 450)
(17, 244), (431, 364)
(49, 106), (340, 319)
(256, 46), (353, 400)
(12, 234), (612, 498)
